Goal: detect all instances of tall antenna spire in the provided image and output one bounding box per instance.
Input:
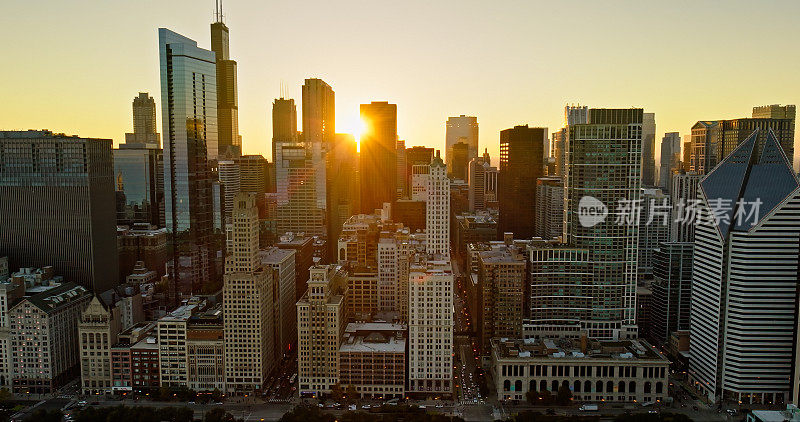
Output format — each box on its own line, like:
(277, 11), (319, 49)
(214, 0), (224, 23)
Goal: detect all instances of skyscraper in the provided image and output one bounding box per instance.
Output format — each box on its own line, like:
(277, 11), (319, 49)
(468, 150), (496, 212)
(498, 125), (546, 239)
(426, 152), (449, 256)
(0, 130), (119, 293)
(649, 242), (693, 346)
(445, 115), (478, 175)
(114, 143), (165, 227)
(407, 259), (453, 395)
(690, 117), (794, 175)
(360, 101), (397, 213)
(158, 28), (219, 298)
(274, 79), (334, 239)
(217, 159), (240, 221)
(642, 112), (656, 186)
(125, 92), (160, 145)
(637, 188), (670, 276)
(563, 108), (641, 337)
(689, 130), (800, 405)
(535, 177), (564, 240)
(271, 97), (297, 160)
(296, 265), (348, 396)
(327, 133), (359, 259)
(659, 132), (682, 192)
(223, 193), (273, 393)
(670, 171), (701, 243)
(450, 141), (469, 180)
(302, 79), (335, 145)
(405, 146), (434, 198)
(211, 3), (240, 158)
(275, 142), (324, 236)
(529, 108), (642, 340)
(117, 92), (165, 227)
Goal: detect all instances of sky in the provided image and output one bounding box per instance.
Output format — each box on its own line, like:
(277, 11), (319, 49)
(2, 0), (799, 168)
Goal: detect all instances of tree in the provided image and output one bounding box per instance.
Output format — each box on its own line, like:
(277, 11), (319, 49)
(279, 405), (335, 422)
(525, 390), (554, 405)
(344, 384), (359, 403)
(0, 387), (12, 402)
(23, 409), (62, 422)
(556, 384), (573, 405)
(330, 383), (345, 402)
(204, 407), (234, 422)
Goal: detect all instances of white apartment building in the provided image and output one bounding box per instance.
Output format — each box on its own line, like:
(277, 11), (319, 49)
(377, 236), (398, 312)
(297, 265), (348, 397)
(411, 164), (429, 202)
(224, 193), (274, 393)
(407, 258), (453, 396)
(426, 153), (450, 257)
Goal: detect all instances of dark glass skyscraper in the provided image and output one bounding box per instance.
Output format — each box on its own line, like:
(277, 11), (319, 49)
(498, 125), (546, 239)
(114, 144), (164, 227)
(211, 6), (240, 158)
(0, 130), (119, 293)
(116, 92), (164, 227)
(359, 101), (397, 213)
(159, 28), (219, 299)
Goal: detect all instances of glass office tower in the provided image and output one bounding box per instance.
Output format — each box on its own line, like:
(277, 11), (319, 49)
(158, 28), (219, 300)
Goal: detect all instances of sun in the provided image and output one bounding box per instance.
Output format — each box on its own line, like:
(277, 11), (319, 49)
(342, 116), (368, 152)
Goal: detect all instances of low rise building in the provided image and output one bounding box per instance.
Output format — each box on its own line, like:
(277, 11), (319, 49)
(187, 305), (225, 392)
(338, 322), (406, 399)
(79, 296), (122, 395)
(491, 337), (670, 404)
(9, 281), (92, 394)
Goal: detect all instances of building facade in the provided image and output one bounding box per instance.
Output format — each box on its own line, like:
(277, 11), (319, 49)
(690, 130), (800, 405)
(491, 338), (669, 404)
(360, 102), (398, 213)
(499, 125), (546, 239)
(223, 194), (273, 393)
(0, 130), (119, 293)
(445, 115), (479, 175)
(158, 28), (219, 298)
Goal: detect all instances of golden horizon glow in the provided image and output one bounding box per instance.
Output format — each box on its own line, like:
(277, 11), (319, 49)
(1, 1), (799, 168)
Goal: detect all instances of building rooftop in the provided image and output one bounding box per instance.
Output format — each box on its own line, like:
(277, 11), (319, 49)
(259, 247), (295, 264)
(340, 331), (406, 354)
(22, 282), (90, 313)
(492, 337), (668, 362)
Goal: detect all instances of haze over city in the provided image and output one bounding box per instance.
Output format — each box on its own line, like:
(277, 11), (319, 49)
(3, 0), (800, 165)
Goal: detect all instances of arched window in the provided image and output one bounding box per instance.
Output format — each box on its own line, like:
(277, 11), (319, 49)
(515, 380), (523, 392)
(530, 380), (536, 392)
(503, 380), (510, 391)
(584, 380), (592, 392)
(562, 380), (569, 389)
(618, 381), (626, 393)
(644, 381), (651, 393)
(656, 382), (663, 394)
(629, 381), (636, 393)
(574, 380), (581, 392)
(540, 380), (547, 391)
(596, 380), (603, 393)
(607, 381), (614, 393)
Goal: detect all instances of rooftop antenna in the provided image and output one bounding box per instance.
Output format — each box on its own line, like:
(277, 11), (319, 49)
(214, 0), (224, 23)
